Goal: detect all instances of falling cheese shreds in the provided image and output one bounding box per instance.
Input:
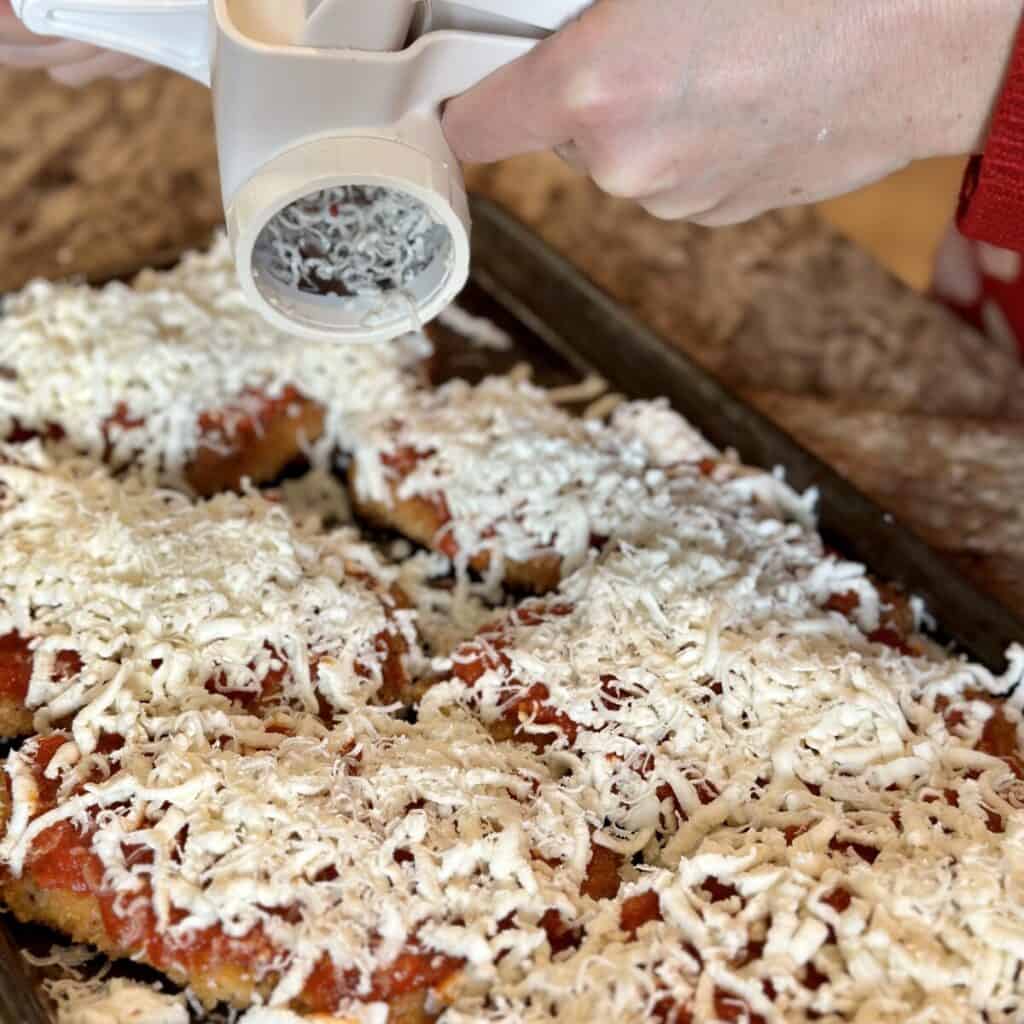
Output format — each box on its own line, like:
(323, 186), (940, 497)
(0, 233), (430, 488)
(0, 445), (418, 741)
(435, 304), (513, 351)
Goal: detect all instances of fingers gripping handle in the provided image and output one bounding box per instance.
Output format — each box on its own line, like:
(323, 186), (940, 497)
(415, 0), (592, 106)
(14, 0), (210, 83)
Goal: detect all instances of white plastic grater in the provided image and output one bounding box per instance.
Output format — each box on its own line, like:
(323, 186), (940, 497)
(12, 0), (589, 342)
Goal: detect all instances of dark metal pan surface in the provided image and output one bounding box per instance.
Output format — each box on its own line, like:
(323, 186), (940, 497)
(466, 196), (1024, 672)
(0, 922), (50, 1024)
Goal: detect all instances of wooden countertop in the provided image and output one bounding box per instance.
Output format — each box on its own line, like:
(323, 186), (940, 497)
(4, 67), (1023, 619)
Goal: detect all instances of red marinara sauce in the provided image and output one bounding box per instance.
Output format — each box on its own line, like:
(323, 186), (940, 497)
(0, 634), (81, 704)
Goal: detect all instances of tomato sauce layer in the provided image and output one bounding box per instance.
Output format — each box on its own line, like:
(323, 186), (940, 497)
(0, 634), (81, 704)
(9, 735), (461, 1015)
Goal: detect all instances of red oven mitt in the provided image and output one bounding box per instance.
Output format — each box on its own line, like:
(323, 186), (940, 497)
(933, 224), (1024, 359)
(940, 11), (1024, 358)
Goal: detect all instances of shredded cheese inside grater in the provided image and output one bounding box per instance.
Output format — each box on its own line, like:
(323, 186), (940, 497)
(253, 186), (452, 300)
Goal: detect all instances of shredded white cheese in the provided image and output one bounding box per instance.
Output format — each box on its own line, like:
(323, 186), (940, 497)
(423, 521), (1024, 1022)
(435, 306), (513, 352)
(24, 945), (187, 1024)
(349, 376), (727, 585)
(253, 186), (451, 301)
(0, 234), (430, 489)
(5, 708), (595, 1013)
(0, 265), (1023, 1023)
(0, 445), (418, 745)
(54, 979), (188, 1024)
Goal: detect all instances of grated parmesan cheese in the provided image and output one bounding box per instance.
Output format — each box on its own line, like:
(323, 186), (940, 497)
(24, 945), (187, 1024)
(54, 979), (188, 1024)
(252, 186), (451, 301)
(348, 377), (725, 586)
(422, 512), (1024, 1021)
(3, 707), (596, 1012)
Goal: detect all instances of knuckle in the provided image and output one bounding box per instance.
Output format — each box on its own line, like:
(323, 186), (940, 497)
(561, 68), (621, 134)
(590, 156), (646, 199)
(590, 144), (674, 200)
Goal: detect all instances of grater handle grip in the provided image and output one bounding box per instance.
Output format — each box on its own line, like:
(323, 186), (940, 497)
(13, 0), (210, 83)
(448, 0), (590, 33)
(302, 0), (417, 51)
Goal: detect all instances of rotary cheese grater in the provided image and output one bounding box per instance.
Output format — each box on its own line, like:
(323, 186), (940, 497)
(13, 0), (588, 342)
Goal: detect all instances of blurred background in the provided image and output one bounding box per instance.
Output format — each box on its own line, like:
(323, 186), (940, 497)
(820, 157), (966, 292)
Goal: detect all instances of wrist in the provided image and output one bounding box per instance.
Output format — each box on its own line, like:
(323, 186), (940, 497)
(918, 0), (1024, 158)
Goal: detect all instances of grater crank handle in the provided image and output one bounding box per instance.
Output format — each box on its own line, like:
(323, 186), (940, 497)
(12, 0), (210, 83)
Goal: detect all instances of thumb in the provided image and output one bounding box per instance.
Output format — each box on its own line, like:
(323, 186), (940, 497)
(442, 14), (595, 164)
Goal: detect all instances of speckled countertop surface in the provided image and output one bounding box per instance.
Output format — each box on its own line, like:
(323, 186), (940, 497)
(3, 67), (1023, 618)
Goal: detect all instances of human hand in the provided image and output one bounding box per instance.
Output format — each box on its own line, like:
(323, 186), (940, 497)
(0, 0), (146, 85)
(444, 0), (1024, 224)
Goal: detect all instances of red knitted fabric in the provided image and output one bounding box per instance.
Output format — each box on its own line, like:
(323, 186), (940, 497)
(959, 18), (1024, 249)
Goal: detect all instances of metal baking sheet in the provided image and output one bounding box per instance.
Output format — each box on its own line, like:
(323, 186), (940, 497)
(4, 198), (1024, 1022)
(465, 195), (1024, 672)
(0, 922), (49, 1024)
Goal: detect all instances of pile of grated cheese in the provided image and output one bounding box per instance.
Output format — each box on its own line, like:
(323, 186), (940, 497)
(0, 234), (430, 489)
(423, 521), (1024, 1020)
(0, 444), (418, 746)
(0, 251), (1023, 1023)
(349, 377), (776, 587)
(5, 422), (1023, 1020)
(2, 706), (596, 1015)
(2, 420), (1022, 1021)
